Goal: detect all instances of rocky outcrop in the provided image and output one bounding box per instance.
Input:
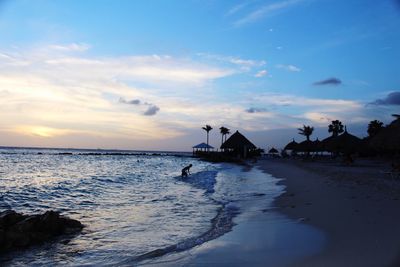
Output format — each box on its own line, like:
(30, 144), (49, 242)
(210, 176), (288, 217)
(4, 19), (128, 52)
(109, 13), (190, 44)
(0, 210), (83, 252)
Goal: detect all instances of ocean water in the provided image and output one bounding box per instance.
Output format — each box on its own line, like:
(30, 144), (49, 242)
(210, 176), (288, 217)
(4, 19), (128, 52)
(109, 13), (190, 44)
(0, 147), (282, 266)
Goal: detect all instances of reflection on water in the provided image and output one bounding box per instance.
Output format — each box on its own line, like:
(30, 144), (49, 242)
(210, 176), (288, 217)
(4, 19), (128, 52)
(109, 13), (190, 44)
(0, 148), (324, 266)
(0, 148), (218, 265)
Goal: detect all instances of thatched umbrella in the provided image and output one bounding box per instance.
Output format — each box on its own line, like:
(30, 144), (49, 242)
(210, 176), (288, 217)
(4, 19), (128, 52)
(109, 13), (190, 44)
(369, 117), (400, 152)
(328, 128), (362, 153)
(295, 140), (314, 152)
(312, 138), (323, 152)
(321, 135), (337, 152)
(268, 147), (279, 154)
(284, 139), (298, 150)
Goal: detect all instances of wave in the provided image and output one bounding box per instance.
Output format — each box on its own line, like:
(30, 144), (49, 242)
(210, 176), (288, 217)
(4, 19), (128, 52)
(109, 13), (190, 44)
(176, 170), (218, 194)
(118, 170), (241, 264)
(122, 201), (240, 265)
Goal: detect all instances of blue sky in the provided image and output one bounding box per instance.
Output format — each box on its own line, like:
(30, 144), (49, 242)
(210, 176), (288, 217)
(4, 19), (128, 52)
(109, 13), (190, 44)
(0, 0), (399, 150)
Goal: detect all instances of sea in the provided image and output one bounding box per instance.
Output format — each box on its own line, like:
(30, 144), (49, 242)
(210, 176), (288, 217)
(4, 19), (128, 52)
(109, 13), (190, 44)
(0, 147), (325, 266)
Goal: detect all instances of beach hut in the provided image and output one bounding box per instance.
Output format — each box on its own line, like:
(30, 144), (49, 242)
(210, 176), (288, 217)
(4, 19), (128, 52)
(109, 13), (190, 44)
(313, 138), (323, 152)
(321, 135), (337, 152)
(369, 116), (400, 153)
(295, 140), (314, 153)
(192, 142), (214, 155)
(284, 139), (298, 150)
(221, 130), (256, 158)
(328, 128), (362, 153)
(268, 147), (279, 154)
(268, 147), (280, 158)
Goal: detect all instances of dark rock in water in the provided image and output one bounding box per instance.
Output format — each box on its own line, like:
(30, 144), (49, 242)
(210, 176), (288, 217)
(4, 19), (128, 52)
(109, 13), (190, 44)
(0, 210), (83, 253)
(0, 210), (24, 228)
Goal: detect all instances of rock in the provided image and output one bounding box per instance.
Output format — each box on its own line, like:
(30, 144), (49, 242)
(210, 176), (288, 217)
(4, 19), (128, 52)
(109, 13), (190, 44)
(39, 211), (63, 235)
(0, 210), (25, 228)
(0, 210), (83, 253)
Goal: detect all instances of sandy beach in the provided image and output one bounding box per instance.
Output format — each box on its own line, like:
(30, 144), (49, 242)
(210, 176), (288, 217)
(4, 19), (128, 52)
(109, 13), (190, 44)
(258, 158), (400, 267)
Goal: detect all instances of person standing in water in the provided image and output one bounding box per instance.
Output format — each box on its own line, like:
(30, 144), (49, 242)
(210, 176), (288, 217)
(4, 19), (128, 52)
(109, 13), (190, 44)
(181, 164), (192, 177)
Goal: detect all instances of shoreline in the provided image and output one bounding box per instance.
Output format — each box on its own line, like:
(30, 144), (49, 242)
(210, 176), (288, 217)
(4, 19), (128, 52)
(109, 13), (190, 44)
(258, 158), (400, 267)
(144, 163), (325, 267)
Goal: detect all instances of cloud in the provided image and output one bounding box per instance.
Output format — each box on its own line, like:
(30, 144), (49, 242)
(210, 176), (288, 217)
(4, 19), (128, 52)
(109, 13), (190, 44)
(119, 97), (141, 105)
(119, 97), (160, 115)
(144, 105), (160, 116)
(226, 3), (247, 16)
(254, 70), (268, 77)
(313, 77), (342, 86)
(245, 107), (267, 113)
(48, 43), (91, 52)
(234, 0), (303, 26)
(276, 64), (301, 72)
(196, 53), (266, 71)
(370, 91), (400, 106)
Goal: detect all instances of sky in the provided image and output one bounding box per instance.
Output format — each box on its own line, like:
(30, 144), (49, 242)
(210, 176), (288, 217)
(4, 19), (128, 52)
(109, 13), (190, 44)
(0, 0), (399, 151)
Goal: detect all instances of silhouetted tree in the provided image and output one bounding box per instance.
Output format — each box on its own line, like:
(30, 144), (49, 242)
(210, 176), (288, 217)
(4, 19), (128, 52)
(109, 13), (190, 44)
(298, 125), (314, 141)
(202, 125), (213, 152)
(367, 120), (384, 138)
(328, 120), (344, 137)
(219, 126), (230, 146)
(224, 128), (230, 142)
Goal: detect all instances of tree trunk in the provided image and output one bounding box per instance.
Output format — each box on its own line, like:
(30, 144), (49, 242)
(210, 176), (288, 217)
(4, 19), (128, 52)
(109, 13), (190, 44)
(207, 133), (209, 152)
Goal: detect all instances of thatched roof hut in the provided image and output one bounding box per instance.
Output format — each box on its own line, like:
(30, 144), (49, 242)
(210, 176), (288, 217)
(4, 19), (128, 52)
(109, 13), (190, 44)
(295, 140), (314, 152)
(268, 147), (279, 154)
(321, 135), (337, 152)
(369, 117), (400, 152)
(284, 139), (298, 150)
(328, 128), (362, 153)
(313, 138), (323, 152)
(221, 130), (256, 158)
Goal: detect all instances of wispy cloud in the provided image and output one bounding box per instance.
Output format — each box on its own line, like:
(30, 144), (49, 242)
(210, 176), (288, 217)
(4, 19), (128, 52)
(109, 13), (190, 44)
(369, 91), (400, 106)
(245, 107), (267, 113)
(276, 64), (301, 72)
(197, 53), (266, 71)
(234, 0), (304, 27)
(313, 77), (342, 86)
(48, 43), (91, 52)
(119, 97), (141, 105)
(0, 44), (236, 143)
(226, 3), (247, 17)
(254, 70), (268, 77)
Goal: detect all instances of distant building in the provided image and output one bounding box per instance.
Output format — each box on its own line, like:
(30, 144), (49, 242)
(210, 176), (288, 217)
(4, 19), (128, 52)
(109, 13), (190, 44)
(220, 130), (256, 158)
(192, 142), (214, 155)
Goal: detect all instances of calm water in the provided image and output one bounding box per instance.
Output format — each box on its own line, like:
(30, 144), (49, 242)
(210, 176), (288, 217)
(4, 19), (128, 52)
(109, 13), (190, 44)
(0, 148), (283, 266)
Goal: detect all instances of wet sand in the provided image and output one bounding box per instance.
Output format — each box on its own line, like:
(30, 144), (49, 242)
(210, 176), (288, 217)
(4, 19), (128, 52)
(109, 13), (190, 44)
(144, 164), (325, 267)
(258, 158), (400, 267)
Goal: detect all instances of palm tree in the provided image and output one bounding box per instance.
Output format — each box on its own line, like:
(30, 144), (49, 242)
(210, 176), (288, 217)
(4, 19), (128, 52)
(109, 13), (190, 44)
(219, 126), (227, 146)
(298, 125), (314, 141)
(367, 120), (384, 138)
(219, 126), (231, 146)
(224, 128), (230, 142)
(202, 125), (213, 152)
(328, 120), (344, 137)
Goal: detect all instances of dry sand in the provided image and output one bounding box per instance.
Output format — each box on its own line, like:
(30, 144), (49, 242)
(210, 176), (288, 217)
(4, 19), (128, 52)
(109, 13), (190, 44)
(258, 157), (400, 267)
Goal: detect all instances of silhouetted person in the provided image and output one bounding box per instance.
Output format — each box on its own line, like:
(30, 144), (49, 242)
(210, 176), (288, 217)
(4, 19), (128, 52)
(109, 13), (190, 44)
(181, 164), (192, 177)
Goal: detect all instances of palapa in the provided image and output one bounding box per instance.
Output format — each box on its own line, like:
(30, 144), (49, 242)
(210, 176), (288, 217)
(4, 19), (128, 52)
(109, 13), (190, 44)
(221, 131), (256, 150)
(328, 128), (362, 153)
(268, 147), (279, 154)
(369, 117), (400, 151)
(284, 139), (298, 150)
